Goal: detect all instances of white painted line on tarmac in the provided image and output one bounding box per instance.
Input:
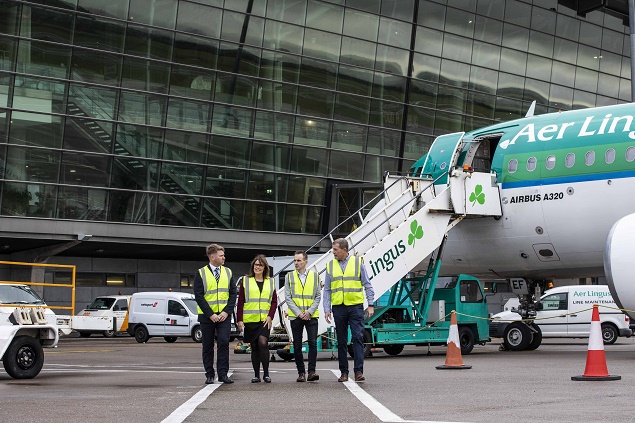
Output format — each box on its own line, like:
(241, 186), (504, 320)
(161, 371), (233, 423)
(330, 370), (469, 423)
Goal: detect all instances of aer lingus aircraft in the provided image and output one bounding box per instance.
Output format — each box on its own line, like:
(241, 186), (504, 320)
(409, 102), (635, 316)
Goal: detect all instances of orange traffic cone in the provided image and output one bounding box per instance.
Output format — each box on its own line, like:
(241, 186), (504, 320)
(571, 304), (621, 381)
(436, 310), (471, 370)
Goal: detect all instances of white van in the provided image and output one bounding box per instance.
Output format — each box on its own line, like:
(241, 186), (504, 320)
(490, 285), (631, 345)
(77, 295), (130, 338)
(127, 292), (202, 343)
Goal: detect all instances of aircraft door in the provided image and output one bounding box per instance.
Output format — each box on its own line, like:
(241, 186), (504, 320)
(535, 292), (568, 336)
(422, 132), (465, 185)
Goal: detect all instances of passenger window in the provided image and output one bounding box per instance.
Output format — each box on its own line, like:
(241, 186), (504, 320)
(605, 148), (615, 164)
(539, 293), (567, 311)
(585, 150), (595, 166)
(459, 280), (483, 303)
(508, 159), (518, 173)
(626, 146), (635, 162)
(565, 153), (575, 168)
(545, 155), (555, 170)
(168, 300), (185, 316)
(527, 157), (536, 171)
(115, 299), (128, 311)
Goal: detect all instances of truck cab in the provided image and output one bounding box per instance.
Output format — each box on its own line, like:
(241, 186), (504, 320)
(77, 295), (131, 338)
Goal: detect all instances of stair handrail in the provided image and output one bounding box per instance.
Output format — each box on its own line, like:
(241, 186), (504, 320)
(272, 171), (449, 278)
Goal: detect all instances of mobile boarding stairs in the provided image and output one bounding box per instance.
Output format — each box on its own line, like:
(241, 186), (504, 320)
(276, 132), (503, 345)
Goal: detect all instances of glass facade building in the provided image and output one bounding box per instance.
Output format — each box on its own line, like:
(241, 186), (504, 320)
(0, 0), (630, 263)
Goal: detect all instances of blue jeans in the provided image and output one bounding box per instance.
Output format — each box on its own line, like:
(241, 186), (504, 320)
(333, 304), (364, 375)
(290, 317), (318, 374)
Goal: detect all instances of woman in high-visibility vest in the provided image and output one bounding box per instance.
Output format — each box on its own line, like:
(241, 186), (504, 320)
(237, 254), (278, 383)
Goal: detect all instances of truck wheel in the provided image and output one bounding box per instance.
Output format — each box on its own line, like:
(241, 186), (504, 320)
(503, 322), (531, 351)
(2, 336), (44, 379)
(164, 337), (178, 343)
(191, 326), (202, 343)
(276, 349), (294, 361)
(347, 330), (372, 359)
(458, 327), (475, 355)
(103, 330), (115, 338)
(78, 331), (91, 338)
(383, 344), (404, 356)
(527, 324), (542, 350)
(134, 325), (150, 343)
(601, 323), (618, 345)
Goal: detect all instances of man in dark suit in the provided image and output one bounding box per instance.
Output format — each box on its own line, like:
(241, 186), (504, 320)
(194, 243), (237, 384)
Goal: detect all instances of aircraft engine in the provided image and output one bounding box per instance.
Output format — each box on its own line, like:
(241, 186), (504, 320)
(605, 213), (635, 319)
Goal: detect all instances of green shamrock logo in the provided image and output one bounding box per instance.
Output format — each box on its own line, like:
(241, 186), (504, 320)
(469, 184), (485, 206)
(408, 220), (424, 247)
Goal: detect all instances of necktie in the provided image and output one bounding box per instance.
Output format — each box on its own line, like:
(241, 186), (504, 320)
(213, 268), (220, 280)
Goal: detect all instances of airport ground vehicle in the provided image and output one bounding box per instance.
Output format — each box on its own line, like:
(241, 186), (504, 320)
(126, 291), (239, 343)
(0, 283), (113, 379)
(127, 291), (202, 343)
(490, 285), (631, 350)
(77, 295), (131, 338)
(280, 260), (490, 360)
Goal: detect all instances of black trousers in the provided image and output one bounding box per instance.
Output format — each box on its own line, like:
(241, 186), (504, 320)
(290, 317), (318, 374)
(200, 318), (231, 378)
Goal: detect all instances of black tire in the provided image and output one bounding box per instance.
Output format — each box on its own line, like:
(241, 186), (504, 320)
(503, 322), (532, 351)
(458, 326), (475, 355)
(78, 331), (91, 338)
(276, 349), (294, 361)
(134, 325), (150, 343)
(2, 336), (44, 379)
(527, 323), (542, 350)
(164, 336), (178, 343)
(383, 344), (404, 356)
(103, 330), (115, 338)
(601, 323), (619, 345)
(191, 326), (202, 343)
(347, 330), (372, 359)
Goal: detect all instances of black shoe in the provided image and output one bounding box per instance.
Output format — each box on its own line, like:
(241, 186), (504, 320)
(219, 375), (234, 384)
(205, 375), (214, 384)
(251, 377), (261, 383)
(263, 376), (271, 383)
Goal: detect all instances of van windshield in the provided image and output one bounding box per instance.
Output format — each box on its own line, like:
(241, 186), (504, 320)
(0, 285), (46, 305)
(182, 298), (198, 314)
(86, 297), (116, 310)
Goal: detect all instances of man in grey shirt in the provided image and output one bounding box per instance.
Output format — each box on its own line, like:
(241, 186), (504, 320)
(285, 250), (322, 382)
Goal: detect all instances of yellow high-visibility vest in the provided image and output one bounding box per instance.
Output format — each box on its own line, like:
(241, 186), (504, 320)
(327, 257), (363, 306)
(286, 271), (319, 318)
(197, 266), (232, 314)
(242, 276), (274, 323)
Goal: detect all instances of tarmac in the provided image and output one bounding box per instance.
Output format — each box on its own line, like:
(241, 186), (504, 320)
(1, 335), (635, 423)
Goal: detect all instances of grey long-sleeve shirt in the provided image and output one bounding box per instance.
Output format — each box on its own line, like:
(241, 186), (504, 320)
(284, 269), (322, 319)
(323, 255), (374, 313)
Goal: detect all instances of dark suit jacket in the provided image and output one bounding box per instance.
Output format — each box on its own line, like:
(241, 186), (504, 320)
(193, 264), (237, 323)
